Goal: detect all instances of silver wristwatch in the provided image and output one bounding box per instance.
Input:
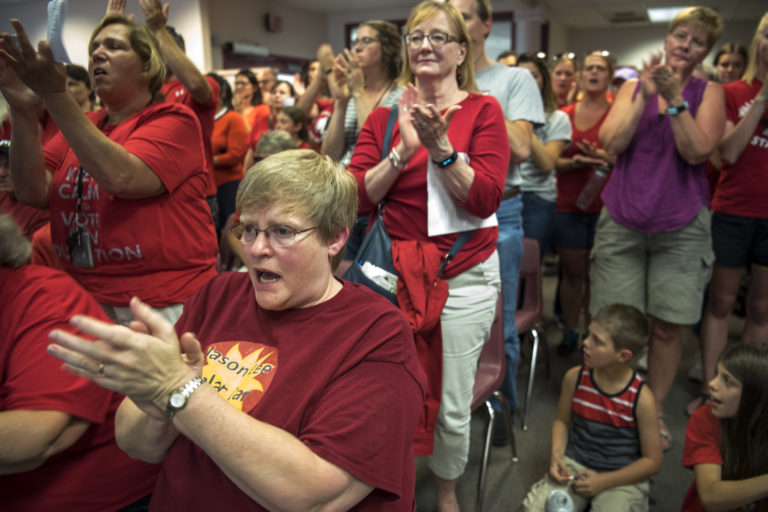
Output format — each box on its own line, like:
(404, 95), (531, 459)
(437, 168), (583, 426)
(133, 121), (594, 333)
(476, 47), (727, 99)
(164, 376), (204, 420)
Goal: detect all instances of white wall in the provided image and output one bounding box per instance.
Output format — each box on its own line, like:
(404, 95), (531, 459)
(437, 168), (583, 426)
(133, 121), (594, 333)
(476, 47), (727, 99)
(207, 0), (328, 70)
(0, 1), (759, 75)
(560, 20), (759, 69)
(0, 0), (209, 70)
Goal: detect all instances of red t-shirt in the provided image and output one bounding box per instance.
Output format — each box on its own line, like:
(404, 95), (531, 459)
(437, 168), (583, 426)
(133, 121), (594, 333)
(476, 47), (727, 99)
(682, 405), (768, 511)
(161, 77), (221, 197)
(149, 273), (426, 511)
(711, 79), (768, 218)
(0, 265), (160, 511)
(44, 101), (217, 306)
(308, 99), (333, 148)
(348, 93), (509, 279)
(0, 192), (49, 238)
(211, 109), (248, 187)
(246, 106), (276, 150)
(557, 102), (612, 214)
(30, 223), (61, 269)
(682, 405), (722, 511)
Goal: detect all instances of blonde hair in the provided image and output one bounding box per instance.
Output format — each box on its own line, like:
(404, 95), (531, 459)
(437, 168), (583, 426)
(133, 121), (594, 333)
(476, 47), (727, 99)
(89, 15), (167, 98)
(668, 6), (723, 51)
(0, 214), (31, 268)
(742, 12), (768, 84)
(582, 51), (615, 80)
(236, 150), (357, 269)
(399, 0), (476, 92)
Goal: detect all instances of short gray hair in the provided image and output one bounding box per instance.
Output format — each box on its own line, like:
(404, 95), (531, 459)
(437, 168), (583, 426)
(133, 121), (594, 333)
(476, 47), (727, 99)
(0, 214), (31, 268)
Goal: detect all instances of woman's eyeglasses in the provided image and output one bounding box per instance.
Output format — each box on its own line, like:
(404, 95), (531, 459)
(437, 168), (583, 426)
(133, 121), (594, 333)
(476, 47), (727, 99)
(230, 223), (318, 247)
(404, 31), (457, 49)
(351, 36), (380, 48)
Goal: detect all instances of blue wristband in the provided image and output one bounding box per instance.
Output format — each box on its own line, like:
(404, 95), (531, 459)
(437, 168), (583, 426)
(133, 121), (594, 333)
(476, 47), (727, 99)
(666, 101), (689, 116)
(433, 150), (458, 168)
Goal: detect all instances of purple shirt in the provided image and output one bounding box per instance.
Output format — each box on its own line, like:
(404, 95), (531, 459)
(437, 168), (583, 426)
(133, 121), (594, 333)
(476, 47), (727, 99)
(602, 77), (710, 232)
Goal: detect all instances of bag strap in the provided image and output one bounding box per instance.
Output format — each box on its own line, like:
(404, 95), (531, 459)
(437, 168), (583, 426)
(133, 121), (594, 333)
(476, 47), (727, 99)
(438, 230), (474, 278)
(377, 106), (399, 215)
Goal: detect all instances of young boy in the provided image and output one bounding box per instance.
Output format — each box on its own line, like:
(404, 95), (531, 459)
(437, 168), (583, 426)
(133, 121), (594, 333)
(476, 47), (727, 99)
(522, 304), (663, 511)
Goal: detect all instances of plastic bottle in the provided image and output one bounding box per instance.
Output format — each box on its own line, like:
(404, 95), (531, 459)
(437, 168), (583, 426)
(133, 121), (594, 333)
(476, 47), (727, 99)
(575, 165), (610, 211)
(545, 489), (574, 512)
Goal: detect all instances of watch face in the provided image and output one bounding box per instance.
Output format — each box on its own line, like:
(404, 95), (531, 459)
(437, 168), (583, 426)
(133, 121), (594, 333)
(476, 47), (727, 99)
(169, 391), (186, 408)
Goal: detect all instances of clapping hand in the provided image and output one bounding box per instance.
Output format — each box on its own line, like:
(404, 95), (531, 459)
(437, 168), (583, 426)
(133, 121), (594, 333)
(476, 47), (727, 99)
(0, 19), (66, 97)
(47, 297), (203, 419)
(398, 83), (459, 161)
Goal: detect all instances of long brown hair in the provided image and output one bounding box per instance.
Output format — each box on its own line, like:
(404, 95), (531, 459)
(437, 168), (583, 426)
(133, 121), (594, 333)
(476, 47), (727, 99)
(718, 343), (768, 480)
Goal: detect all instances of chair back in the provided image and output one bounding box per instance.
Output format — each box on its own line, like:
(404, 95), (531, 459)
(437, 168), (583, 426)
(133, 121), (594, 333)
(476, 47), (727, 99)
(471, 294), (505, 410)
(515, 238), (542, 331)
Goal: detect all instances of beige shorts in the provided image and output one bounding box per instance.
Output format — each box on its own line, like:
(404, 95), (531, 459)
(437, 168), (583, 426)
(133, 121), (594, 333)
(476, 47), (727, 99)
(589, 208), (713, 325)
(522, 456), (650, 512)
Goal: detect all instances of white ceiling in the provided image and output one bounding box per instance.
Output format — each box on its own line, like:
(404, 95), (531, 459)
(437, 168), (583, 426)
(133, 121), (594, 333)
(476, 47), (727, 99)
(282, 0), (766, 28)
(0, 0), (764, 28)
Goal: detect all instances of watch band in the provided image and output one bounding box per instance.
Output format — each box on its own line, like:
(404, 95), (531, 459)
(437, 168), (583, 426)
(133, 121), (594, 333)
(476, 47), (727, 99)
(666, 101), (689, 116)
(433, 150), (458, 168)
(164, 376), (203, 420)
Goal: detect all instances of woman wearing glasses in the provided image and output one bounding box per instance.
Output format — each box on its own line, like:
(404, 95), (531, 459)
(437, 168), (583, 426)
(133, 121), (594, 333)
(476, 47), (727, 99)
(47, 149), (426, 510)
(322, 20), (402, 168)
(349, 1), (507, 508)
(595, 7), (726, 450)
(323, 20), (403, 259)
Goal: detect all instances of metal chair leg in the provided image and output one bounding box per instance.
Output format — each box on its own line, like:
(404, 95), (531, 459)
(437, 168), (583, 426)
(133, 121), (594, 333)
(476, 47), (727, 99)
(476, 400), (496, 512)
(523, 330), (540, 431)
(536, 324), (551, 380)
(493, 390), (518, 462)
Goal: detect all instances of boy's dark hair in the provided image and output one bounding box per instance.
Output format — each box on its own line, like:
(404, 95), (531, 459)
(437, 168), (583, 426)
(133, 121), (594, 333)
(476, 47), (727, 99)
(592, 304), (648, 358)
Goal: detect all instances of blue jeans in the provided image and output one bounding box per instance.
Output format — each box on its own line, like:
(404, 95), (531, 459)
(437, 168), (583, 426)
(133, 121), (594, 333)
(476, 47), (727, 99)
(495, 195), (524, 410)
(521, 191), (556, 258)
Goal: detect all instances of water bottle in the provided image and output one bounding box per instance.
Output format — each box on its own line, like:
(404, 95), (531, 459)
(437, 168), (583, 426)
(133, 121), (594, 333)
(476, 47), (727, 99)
(575, 165), (610, 211)
(545, 489), (574, 512)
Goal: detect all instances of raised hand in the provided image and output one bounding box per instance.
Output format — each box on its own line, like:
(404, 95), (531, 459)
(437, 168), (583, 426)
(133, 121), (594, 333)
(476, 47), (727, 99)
(0, 54), (42, 114)
(651, 64), (683, 103)
(639, 51), (663, 100)
(105, 0), (126, 16)
(0, 20), (66, 97)
(409, 98), (460, 160)
(339, 48), (364, 95)
(329, 54), (350, 102)
(397, 84), (421, 159)
(139, 0), (169, 32)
